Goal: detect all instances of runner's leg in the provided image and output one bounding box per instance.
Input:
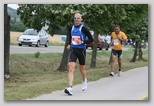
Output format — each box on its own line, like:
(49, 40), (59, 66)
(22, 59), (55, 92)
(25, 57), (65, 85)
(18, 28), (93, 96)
(68, 62), (76, 86)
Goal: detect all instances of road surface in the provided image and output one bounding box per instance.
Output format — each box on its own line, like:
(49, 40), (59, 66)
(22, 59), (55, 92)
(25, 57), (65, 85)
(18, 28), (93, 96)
(29, 66), (148, 100)
(10, 45), (130, 54)
(10, 45), (65, 54)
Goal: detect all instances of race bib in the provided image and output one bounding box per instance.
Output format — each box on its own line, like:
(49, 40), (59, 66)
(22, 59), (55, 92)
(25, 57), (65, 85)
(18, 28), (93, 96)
(72, 36), (80, 45)
(113, 39), (119, 45)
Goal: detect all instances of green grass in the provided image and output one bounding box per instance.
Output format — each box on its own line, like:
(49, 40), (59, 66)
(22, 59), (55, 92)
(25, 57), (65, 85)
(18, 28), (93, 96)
(4, 50), (148, 100)
(48, 42), (65, 46)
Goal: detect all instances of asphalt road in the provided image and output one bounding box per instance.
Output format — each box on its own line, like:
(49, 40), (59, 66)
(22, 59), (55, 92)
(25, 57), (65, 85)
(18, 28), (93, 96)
(10, 45), (65, 54)
(10, 45), (130, 54)
(29, 66), (148, 100)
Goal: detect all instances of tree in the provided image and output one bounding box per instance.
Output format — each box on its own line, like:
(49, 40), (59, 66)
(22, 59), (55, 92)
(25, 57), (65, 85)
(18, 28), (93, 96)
(17, 4), (78, 71)
(129, 17), (148, 62)
(57, 24), (71, 71)
(17, 4), (129, 69)
(17, 4), (148, 72)
(4, 4), (10, 79)
(82, 4), (128, 67)
(123, 4), (148, 62)
(107, 4), (148, 63)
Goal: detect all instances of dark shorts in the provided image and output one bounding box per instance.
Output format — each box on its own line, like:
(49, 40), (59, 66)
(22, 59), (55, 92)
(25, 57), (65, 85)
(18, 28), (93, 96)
(69, 48), (86, 65)
(112, 49), (122, 58)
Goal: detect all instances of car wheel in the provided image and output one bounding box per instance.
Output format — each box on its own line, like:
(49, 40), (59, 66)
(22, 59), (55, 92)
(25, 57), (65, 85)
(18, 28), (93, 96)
(99, 47), (102, 50)
(29, 45), (32, 47)
(36, 41), (40, 47)
(18, 44), (22, 46)
(45, 41), (48, 47)
(99, 44), (103, 50)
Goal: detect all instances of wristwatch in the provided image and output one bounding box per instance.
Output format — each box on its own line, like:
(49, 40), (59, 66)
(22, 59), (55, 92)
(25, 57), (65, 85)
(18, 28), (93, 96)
(81, 41), (84, 44)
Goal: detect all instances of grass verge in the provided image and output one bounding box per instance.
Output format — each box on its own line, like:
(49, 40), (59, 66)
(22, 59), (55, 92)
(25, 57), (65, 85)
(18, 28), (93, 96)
(4, 50), (148, 100)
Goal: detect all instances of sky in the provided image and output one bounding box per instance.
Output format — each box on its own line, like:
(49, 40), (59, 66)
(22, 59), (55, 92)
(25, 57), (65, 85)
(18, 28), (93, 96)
(7, 4), (19, 9)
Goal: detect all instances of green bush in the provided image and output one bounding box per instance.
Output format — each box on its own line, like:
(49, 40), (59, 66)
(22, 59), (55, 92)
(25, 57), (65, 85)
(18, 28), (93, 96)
(34, 52), (41, 58)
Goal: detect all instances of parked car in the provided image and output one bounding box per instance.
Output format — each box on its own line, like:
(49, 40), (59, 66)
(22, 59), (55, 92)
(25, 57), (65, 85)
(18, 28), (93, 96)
(18, 28), (49, 47)
(100, 35), (111, 50)
(132, 40), (147, 49)
(86, 33), (109, 50)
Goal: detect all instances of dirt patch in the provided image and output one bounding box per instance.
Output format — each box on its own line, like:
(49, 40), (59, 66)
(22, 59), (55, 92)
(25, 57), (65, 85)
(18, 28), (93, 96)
(48, 35), (65, 43)
(10, 32), (22, 44)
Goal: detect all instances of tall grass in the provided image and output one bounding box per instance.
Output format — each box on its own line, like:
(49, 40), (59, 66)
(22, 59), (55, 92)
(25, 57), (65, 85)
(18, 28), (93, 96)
(4, 50), (148, 100)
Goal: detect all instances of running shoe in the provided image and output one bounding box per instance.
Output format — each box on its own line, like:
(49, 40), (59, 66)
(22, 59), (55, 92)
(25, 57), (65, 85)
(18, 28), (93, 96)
(118, 69), (122, 76)
(109, 71), (114, 76)
(82, 78), (87, 91)
(64, 87), (73, 95)
(118, 71), (121, 76)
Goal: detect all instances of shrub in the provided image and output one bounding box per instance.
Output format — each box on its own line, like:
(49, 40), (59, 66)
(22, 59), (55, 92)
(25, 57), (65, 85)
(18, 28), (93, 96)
(34, 52), (40, 58)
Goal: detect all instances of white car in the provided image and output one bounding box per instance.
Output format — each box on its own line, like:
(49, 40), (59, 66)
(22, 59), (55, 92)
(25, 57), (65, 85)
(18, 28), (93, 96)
(18, 28), (49, 47)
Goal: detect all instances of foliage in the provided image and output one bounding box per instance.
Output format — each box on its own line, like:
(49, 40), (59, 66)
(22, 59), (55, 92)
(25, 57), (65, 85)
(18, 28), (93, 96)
(17, 4), (70, 36)
(8, 6), (26, 32)
(17, 4), (148, 67)
(122, 4), (148, 42)
(17, 4), (148, 40)
(54, 26), (67, 35)
(10, 21), (26, 32)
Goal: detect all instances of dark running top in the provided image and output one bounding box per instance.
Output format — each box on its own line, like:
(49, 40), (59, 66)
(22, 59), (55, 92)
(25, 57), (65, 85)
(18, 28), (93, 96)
(68, 24), (93, 48)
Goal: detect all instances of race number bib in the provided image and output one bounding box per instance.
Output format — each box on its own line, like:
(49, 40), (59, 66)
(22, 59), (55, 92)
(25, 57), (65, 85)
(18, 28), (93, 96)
(72, 36), (80, 45)
(113, 39), (119, 45)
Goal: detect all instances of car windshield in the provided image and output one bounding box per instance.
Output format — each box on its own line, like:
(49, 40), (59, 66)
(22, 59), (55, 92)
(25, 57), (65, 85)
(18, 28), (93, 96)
(23, 29), (38, 35)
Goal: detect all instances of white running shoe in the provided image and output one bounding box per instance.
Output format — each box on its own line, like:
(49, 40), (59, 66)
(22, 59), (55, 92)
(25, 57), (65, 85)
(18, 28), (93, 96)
(82, 78), (87, 91)
(109, 71), (114, 76)
(118, 71), (121, 76)
(64, 87), (73, 95)
(118, 70), (122, 76)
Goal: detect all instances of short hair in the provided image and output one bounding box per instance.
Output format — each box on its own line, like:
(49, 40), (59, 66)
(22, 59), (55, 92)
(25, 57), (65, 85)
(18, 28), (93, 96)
(114, 25), (120, 29)
(74, 13), (82, 18)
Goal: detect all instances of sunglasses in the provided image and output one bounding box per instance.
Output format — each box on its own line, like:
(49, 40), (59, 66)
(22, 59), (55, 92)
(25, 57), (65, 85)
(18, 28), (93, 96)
(74, 17), (81, 20)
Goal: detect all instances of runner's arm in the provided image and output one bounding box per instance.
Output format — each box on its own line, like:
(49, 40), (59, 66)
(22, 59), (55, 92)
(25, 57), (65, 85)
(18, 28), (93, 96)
(68, 26), (72, 45)
(82, 26), (94, 44)
(120, 33), (128, 42)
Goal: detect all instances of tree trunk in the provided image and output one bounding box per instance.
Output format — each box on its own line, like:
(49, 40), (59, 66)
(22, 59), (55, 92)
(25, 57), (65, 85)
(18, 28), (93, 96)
(57, 24), (70, 71)
(90, 32), (98, 67)
(4, 4), (11, 79)
(130, 41), (138, 62)
(138, 42), (144, 60)
(108, 49), (112, 65)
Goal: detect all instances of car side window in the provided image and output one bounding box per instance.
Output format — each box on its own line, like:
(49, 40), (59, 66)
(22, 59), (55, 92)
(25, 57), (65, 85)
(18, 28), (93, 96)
(39, 31), (44, 37)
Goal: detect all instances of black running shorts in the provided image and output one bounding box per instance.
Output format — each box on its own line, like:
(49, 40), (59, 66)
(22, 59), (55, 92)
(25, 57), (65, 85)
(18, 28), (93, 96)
(112, 49), (122, 58)
(69, 48), (86, 65)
